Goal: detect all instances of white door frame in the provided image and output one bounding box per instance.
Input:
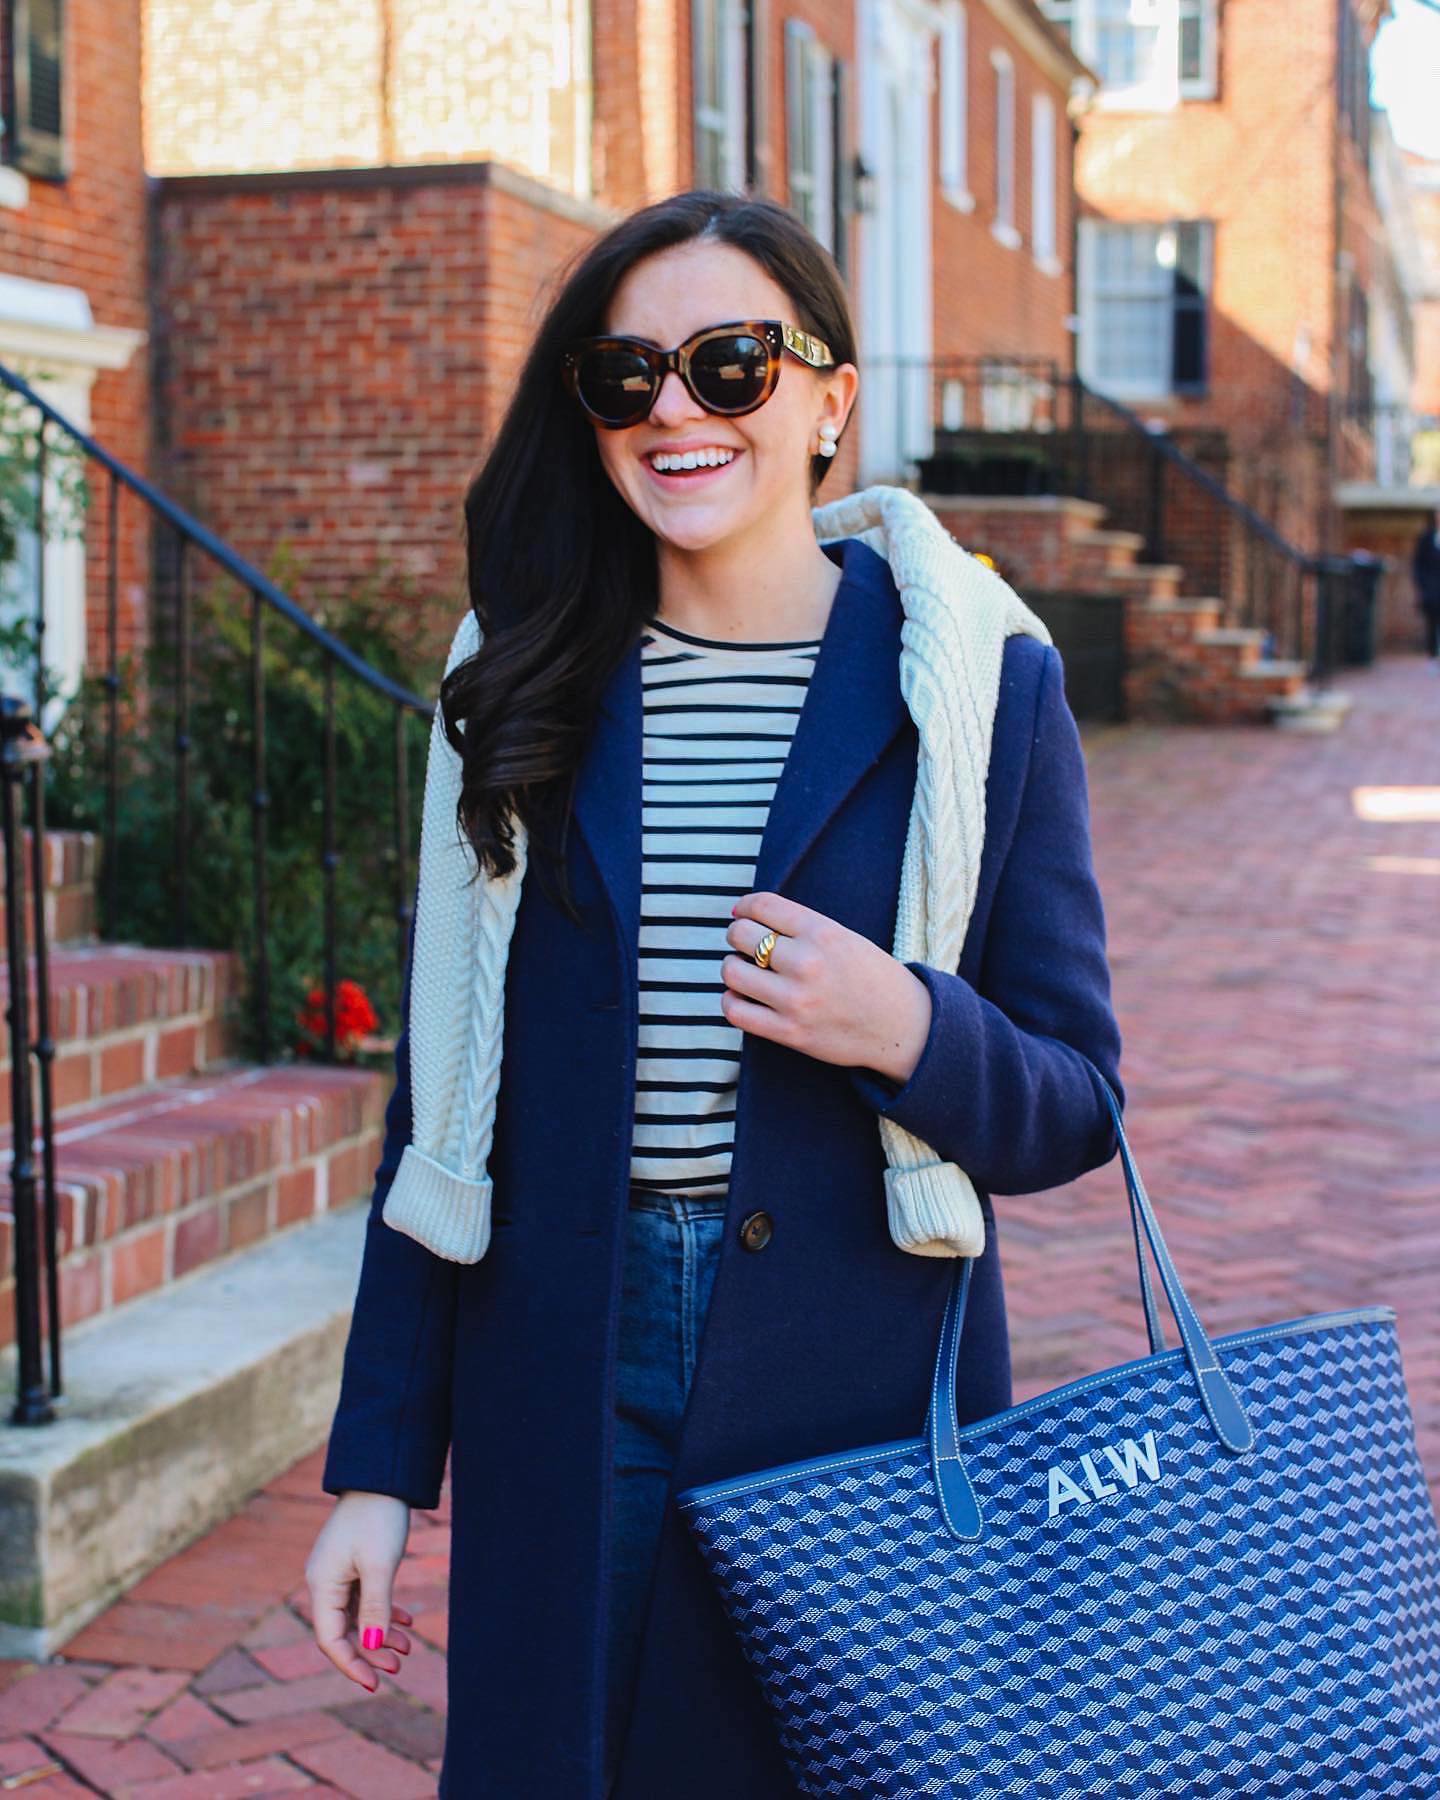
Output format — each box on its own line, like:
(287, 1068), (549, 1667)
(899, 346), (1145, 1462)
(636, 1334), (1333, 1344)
(857, 0), (938, 485)
(0, 275), (145, 737)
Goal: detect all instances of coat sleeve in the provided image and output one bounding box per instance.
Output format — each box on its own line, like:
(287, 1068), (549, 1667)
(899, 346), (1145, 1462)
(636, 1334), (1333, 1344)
(321, 902), (459, 1510)
(846, 639), (1124, 1196)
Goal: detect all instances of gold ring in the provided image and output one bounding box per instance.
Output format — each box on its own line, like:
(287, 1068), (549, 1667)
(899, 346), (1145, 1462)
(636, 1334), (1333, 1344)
(752, 929), (778, 970)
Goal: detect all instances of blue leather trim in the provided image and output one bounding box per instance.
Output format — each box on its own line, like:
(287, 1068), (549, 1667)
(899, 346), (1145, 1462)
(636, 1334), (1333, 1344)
(673, 1305), (1396, 1512)
(927, 1259), (985, 1540)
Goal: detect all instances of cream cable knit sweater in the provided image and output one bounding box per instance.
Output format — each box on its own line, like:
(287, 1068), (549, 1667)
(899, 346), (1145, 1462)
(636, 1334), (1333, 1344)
(381, 484), (1053, 1265)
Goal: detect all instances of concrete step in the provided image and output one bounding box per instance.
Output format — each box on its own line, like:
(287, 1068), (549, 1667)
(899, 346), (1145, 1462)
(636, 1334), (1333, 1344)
(0, 1200), (368, 1658)
(1268, 684), (1354, 730)
(0, 830), (100, 951)
(1100, 562), (1185, 600)
(1195, 625), (1266, 669)
(1070, 527), (1146, 572)
(0, 1059), (387, 1349)
(0, 944), (244, 1126)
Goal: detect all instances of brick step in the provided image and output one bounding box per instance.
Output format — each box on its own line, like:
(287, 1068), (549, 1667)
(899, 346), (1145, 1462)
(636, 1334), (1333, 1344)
(0, 830), (101, 950)
(1068, 527), (1146, 575)
(1268, 685), (1356, 731)
(1135, 596), (1226, 632)
(1238, 658), (1309, 692)
(1195, 625), (1267, 669)
(0, 1060), (387, 1349)
(0, 944), (244, 1127)
(926, 494), (1111, 593)
(1077, 562), (1185, 601)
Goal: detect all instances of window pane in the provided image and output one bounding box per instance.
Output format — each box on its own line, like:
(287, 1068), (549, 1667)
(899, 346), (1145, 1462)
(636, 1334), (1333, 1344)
(1094, 222), (1169, 293)
(1095, 0), (1162, 88)
(1096, 297), (1170, 384)
(1179, 8), (1203, 84)
(1037, 0), (1076, 49)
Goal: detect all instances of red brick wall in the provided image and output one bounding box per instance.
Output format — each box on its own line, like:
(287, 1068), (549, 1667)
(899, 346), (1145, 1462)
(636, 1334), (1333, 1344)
(0, 0), (151, 670)
(1404, 153), (1440, 418)
(151, 163), (609, 621)
(55, 0), (1084, 684)
(933, 6), (1076, 366)
(1342, 506), (1438, 654)
(1071, 0), (1390, 554)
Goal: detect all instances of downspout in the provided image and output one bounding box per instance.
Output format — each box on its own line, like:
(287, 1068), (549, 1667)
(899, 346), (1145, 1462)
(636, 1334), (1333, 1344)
(1326, 0), (1345, 556)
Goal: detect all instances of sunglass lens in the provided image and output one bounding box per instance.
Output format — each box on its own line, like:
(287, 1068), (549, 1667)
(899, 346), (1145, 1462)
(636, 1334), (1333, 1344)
(576, 347), (657, 424)
(688, 332), (771, 412)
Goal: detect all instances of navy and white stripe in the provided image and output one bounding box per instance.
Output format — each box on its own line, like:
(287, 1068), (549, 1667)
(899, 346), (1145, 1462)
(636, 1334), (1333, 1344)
(629, 614), (823, 1194)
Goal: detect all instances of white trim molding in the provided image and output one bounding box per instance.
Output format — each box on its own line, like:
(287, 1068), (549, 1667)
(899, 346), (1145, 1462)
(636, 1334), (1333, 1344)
(939, 1), (971, 204)
(0, 275), (146, 738)
(980, 0), (1093, 86)
(990, 46), (1016, 243)
(0, 274), (146, 373)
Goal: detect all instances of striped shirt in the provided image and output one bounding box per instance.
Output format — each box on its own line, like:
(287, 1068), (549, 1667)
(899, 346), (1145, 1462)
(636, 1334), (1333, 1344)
(629, 614), (824, 1194)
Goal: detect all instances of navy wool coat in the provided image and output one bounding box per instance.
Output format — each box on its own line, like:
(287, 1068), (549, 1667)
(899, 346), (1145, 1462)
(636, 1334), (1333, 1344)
(322, 534), (1125, 1798)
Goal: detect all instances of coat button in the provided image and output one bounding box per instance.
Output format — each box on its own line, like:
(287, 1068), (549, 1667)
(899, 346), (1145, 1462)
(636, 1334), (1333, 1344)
(738, 1210), (773, 1252)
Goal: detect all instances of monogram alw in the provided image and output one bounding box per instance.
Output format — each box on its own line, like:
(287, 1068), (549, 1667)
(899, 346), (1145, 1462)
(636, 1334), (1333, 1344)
(676, 1070), (1440, 1796)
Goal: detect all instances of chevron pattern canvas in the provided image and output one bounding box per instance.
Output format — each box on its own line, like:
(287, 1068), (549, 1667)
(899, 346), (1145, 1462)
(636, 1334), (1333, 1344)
(678, 1308), (1440, 1796)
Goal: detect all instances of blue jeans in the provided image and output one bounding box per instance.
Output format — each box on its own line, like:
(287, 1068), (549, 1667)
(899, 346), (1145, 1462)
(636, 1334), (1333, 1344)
(603, 1184), (727, 1790)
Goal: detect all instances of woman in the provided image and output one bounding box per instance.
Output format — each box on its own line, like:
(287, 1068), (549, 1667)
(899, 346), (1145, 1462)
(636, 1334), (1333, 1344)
(305, 190), (1124, 1799)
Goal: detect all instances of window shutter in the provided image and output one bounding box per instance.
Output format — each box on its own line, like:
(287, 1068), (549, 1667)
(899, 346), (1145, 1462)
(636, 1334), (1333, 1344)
(785, 19), (810, 224)
(9, 0), (66, 178)
(831, 55), (854, 280)
(745, 0), (771, 192)
(1170, 219), (1212, 392)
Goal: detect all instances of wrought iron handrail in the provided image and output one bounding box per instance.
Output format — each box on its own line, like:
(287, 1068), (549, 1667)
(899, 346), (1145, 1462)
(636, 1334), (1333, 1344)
(1072, 379), (1312, 567)
(0, 357), (438, 1421)
(866, 354), (1375, 680)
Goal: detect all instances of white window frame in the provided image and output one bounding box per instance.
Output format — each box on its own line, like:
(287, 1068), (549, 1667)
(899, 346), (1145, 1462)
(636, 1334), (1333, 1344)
(693, 0), (747, 190)
(938, 1), (973, 213)
(1038, 0), (1218, 110)
(990, 48), (1019, 249)
(1031, 91), (1059, 274)
(785, 18), (836, 249)
(1076, 217), (1213, 400)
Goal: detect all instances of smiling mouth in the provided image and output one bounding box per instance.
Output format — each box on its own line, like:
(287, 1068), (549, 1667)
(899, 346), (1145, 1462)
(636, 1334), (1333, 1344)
(645, 449), (741, 481)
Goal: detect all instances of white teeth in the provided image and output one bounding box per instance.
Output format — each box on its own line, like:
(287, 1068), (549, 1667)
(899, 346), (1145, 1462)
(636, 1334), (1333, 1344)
(651, 448), (736, 472)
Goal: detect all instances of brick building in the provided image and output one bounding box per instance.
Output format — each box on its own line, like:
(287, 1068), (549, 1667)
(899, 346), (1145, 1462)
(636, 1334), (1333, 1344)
(1403, 150), (1440, 423)
(1336, 138), (1440, 652)
(0, 0), (148, 724)
(1041, 0), (1400, 557)
(140, 0), (1092, 610)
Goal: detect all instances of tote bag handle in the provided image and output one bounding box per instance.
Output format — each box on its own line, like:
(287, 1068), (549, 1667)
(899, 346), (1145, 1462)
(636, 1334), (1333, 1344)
(923, 1055), (1255, 1543)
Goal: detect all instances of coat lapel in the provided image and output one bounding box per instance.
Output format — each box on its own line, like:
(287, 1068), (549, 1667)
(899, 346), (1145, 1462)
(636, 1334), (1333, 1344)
(571, 535), (909, 967)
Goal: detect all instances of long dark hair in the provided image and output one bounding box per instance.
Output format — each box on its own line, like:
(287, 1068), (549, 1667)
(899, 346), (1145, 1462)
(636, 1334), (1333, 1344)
(444, 189), (859, 922)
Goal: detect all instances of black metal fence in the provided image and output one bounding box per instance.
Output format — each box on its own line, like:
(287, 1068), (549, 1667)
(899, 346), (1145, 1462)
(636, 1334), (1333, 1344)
(866, 356), (1387, 683)
(0, 359), (433, 1424)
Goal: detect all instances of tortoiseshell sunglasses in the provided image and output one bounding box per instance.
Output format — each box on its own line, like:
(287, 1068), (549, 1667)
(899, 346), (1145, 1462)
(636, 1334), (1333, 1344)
(560, 318), (835, 429)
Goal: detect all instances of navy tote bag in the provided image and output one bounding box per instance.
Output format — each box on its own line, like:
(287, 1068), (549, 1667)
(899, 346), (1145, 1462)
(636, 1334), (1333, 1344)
(676, 1072), (1440, 1796)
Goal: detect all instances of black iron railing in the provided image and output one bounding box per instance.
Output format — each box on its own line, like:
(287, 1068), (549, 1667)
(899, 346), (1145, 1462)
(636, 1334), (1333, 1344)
(0, 358), (434, 1422)
(867, 356), (1384, 683)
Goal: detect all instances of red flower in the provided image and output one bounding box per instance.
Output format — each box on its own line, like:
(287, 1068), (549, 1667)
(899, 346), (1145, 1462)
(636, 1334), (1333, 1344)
(295, 978), (379, 1059)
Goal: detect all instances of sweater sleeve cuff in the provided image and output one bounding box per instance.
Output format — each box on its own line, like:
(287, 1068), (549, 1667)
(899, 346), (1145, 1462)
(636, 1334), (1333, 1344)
(381, 1143), (493, 1264)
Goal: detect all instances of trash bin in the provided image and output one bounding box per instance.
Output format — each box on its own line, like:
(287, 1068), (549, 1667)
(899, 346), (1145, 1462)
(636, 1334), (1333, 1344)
(1339, 552), (1384, 667)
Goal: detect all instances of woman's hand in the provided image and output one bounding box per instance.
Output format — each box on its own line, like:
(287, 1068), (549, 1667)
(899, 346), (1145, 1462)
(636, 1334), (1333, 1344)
(723, 891), (932, 1084)
(306, 1491), (415, 1692)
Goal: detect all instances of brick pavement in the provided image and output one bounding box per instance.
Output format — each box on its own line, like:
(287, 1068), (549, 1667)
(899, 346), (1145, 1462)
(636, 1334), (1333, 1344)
(2, 651), (1437, 1795)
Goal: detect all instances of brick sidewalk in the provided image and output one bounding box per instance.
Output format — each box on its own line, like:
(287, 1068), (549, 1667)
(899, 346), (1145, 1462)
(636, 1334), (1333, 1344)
(3, 652), (1437, 1795)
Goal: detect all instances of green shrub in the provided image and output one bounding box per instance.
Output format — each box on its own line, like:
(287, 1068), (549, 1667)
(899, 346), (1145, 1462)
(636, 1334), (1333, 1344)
(42, 549), (439, 1066)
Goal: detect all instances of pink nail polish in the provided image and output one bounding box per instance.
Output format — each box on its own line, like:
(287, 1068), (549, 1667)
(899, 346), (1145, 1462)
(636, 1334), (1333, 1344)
(362, 1626), (385, 1650)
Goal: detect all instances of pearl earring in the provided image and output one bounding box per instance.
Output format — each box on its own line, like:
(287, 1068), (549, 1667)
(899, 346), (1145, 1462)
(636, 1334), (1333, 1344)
(816, 421), (839, 459)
